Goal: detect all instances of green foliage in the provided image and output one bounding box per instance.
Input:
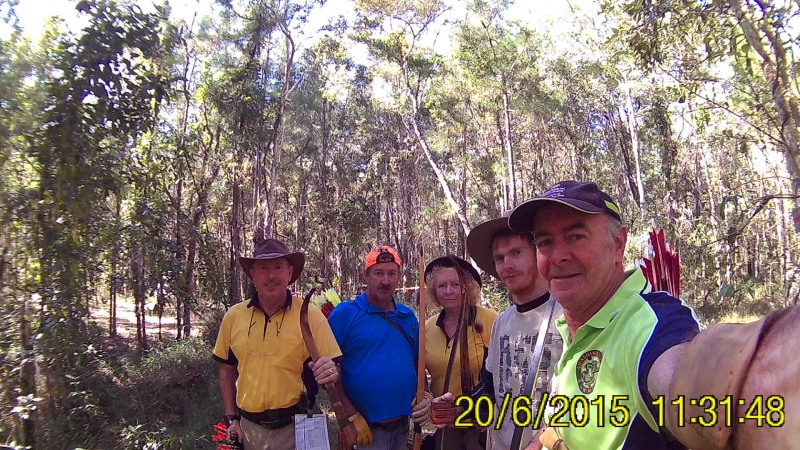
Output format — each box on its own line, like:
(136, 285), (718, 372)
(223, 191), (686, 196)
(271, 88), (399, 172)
(108, 340), (218, 449)
(2, 0), (800, 446)
(481, 281), (511, 313)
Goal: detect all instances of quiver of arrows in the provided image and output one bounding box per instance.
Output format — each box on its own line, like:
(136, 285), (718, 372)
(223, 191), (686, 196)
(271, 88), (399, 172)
(640, 229), (681, 297)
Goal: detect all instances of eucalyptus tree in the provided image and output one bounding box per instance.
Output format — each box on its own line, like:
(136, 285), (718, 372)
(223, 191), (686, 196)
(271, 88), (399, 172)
(450, 0), (526, 210)
(596, 0), (800, 315)
(202, 0), (327, 308)
(16, 0), (173, 442)
(354, 0), (473, 243)
(0, 24), (42, 447)
(609, 0), (800, 201)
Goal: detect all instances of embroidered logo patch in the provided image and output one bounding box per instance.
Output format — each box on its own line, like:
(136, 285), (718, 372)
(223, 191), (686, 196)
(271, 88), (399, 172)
(576, 350), (603, 394)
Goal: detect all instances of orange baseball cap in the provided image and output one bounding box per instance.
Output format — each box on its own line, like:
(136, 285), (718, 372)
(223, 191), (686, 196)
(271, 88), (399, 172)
(365, 246), (402, 270)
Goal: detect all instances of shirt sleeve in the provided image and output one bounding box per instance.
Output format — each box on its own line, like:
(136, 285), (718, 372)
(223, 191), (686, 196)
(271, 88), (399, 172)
(411, 314), (420, 360)
(485, 313), (501, 375)
(481, 307), (498, 346)
(637, 293), (702, 418)
(212, 309), (237, 365)
(327, 302), (352, 350)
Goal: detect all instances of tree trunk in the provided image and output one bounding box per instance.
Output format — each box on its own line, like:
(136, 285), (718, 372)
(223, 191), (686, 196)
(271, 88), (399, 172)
(109, 194), (121, 337)
(612, 110), (640, 207)
(131, 243), (148, 350)
(729, 0), (800, 204)
(700, 147), (726, 294)
(501, 88), (517, 207)
(230, 178), (243, 306)
(263, 26), (296, 239)
(406, 117), (471, 236)
(401, 65), (471, 237)
(20, 296), (35, 447)
(182, 192), (206, 338)
(183, 241), (195, 338)
(175, 177), (184, 340)
(621, 79), (646, 208)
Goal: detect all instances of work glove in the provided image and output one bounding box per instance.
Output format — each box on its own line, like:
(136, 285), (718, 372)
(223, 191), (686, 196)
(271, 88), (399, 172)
(411, 391), (432, 425)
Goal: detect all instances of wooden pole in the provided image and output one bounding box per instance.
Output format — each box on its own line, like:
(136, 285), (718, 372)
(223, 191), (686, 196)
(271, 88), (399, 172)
(412, 254), (427, 450)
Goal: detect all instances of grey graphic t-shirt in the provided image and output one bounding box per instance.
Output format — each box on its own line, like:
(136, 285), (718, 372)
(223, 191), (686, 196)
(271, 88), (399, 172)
(485, 296), (564, 450)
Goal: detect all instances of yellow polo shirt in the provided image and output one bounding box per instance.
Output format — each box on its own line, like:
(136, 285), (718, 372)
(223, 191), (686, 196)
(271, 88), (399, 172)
(213, 293), (341, 412)
(426, 305), (498, 397)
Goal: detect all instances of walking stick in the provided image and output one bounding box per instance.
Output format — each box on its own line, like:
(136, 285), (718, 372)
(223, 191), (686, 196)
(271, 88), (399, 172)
(412, 254), (427, 450)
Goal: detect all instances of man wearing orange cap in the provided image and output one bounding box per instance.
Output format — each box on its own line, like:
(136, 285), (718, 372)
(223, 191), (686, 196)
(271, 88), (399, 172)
(328, 246), (432, 449)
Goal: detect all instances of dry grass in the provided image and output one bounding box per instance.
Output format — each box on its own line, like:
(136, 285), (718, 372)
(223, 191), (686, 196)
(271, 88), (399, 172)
(717, 312), (761, 324)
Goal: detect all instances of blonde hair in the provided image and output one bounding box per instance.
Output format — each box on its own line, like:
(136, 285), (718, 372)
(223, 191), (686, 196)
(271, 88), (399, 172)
(425, 265), (482, 309)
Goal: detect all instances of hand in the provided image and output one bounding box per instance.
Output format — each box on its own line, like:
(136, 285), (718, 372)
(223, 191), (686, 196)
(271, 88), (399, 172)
(227, 419), (243, 444)
(310, 357), (339, 385)
(410, 391), (432, 425)
(539, 427), (567, 450)
(430, 392), (458, 428)
(523, 428), (544, 450)
(352, 413), (374, 446)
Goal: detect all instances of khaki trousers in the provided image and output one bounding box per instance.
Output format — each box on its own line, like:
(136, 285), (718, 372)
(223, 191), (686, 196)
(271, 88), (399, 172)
(240, 416), (295, 450)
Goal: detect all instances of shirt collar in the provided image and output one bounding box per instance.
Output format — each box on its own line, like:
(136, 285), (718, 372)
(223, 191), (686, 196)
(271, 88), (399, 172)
(247, 289), (293, 317)
(515, 291), (551, 313)
(435, 306), (477, 332)
(555, 268), (648, 345)
(581, 267), (649, 331)
(354, 292), (412, 315)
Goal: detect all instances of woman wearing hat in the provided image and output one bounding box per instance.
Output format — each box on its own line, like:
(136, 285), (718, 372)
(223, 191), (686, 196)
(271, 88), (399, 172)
(423, 255), (498, 450)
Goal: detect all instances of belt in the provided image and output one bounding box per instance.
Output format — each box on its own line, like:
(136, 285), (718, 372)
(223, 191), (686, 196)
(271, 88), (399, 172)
(241, 403), (303, 430)
(372, 416), (409, 431)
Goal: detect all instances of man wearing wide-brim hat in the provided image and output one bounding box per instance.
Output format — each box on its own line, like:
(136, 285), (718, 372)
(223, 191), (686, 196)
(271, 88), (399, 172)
(213, 238), (342, 449)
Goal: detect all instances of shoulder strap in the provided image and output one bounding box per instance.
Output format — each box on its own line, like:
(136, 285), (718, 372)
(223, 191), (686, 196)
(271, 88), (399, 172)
(377, 312), (417, 368)
(511, 297), (557, 450)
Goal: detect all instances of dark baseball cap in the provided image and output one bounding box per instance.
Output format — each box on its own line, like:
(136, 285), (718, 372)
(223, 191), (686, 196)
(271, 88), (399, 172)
(508, 180), (622, 232)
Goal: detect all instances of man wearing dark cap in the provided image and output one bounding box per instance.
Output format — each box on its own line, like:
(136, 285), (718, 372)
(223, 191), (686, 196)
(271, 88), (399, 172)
(213, 238), (342, 449)
(327, 246), (432, 450)
(510, 180), (702, 449)
(514, 182), (800, 450)
(458, 211), (563, 450)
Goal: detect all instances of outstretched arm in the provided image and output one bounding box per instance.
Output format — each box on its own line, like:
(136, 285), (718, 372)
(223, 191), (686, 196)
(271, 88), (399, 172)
(653, 307), (799, 449)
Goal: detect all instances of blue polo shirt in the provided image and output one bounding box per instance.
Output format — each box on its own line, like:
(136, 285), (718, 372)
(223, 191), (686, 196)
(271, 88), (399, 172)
(328, 293), (419, 423)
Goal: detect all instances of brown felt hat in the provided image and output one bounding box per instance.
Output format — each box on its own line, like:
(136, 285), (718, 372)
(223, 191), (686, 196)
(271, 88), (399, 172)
(466, 210), (514, 279)
(239, 238), (305, 284)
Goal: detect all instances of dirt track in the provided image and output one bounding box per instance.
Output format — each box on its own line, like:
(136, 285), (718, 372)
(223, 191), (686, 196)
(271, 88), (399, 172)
(90, 297), (180, 341)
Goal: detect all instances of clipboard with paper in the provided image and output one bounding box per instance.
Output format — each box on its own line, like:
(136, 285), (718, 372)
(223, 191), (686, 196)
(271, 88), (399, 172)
(295, 414), (331, 450)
